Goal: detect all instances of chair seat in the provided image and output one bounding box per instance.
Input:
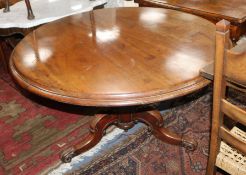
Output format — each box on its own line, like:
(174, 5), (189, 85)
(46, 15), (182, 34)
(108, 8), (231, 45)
(216, 127), (246, 175)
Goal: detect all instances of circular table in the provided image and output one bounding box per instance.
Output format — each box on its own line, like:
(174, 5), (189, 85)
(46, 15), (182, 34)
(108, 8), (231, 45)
(10, 7), (215, 162)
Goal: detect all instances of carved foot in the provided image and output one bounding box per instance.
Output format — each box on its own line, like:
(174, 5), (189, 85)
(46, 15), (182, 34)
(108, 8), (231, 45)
(25, 0), (35, 20)
(27, 11), (35, 20)
(3, 7), (10, 13)
(182, 135), (198, 152)
(3, 0), (10, 13)
(61, 148), (76, 163)
(60, 114), (118, 163)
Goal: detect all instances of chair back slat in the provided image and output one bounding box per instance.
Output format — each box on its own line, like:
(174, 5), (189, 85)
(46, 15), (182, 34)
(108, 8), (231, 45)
(221, 99), (246, 126)
(219, 126), (246, 155)
(225, 41), (246, 87)
(227, 82), (246, 92)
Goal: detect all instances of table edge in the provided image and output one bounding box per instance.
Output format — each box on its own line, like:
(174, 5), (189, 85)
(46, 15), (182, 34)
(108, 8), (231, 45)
(138, 0), (246, 24)
(9, 57), (211, 107)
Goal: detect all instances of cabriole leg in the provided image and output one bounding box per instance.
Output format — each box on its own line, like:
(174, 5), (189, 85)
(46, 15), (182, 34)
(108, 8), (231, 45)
(3, 0), (10, 12)
(24, 0), (35, 20)
(134, 110), (197, 151)
(61, 114), (118, 163)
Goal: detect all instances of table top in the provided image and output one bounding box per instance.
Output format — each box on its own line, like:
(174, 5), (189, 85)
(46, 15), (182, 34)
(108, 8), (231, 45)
(137, 0), (246, 24)
(10, 7), (215, 107)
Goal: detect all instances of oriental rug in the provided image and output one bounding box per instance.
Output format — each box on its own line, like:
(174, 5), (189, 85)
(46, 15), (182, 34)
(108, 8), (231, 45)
(0, 72), (96, 175)
(53, 88), (213, 175)
(0, 65), (130, 175)
(52, 87), (246, 175)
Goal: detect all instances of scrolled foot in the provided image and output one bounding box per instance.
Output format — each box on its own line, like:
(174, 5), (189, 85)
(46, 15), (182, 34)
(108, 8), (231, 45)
(182, 136), (198, 152)
(3, 7), (10, 13)
(27, 13), (35, 20)
(61, 148), (76, 163)
(25, 0), (35, 20)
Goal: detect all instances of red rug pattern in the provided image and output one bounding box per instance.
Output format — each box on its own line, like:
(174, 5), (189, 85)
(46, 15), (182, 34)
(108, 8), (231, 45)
(0, 76), (93, 175)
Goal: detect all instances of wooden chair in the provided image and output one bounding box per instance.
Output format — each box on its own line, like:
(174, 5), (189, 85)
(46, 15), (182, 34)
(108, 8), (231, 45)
(2, 0), (34, 20)
(206, 20), (246, 175)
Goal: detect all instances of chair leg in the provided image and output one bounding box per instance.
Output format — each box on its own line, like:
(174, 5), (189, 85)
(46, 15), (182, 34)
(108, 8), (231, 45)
(206, 122), (220, 175)
(24, 0), (35, 20)
(3, 0), (10, 12)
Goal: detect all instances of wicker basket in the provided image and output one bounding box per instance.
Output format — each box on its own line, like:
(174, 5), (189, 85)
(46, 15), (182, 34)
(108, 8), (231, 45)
(216, 127), (246, 175)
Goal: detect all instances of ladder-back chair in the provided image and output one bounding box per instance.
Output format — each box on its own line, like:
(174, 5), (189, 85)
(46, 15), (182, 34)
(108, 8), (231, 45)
(206, 20), (246, 175)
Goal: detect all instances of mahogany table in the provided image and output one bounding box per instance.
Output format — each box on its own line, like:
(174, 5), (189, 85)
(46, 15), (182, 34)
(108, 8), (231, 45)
(136, 0), (246, 42)
(9, 7), (215, 163)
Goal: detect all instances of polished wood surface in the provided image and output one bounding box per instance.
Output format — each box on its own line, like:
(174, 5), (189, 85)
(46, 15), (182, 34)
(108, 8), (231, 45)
(10, 7), (215, 107)
(136, 0), (246, 22)
(206, 20), (246, 175)
(0, 39), (9, 72)
(136, 0), (246, 41)
(10, 8), (214, 162)
(0, 0), (20, 9)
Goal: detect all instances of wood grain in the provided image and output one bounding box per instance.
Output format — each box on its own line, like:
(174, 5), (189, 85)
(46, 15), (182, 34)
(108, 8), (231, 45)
(10, 7), (209, 163)
(10, 7), (215, 107)
(0, 0), (21, 9)
(136, 0), (246, 41)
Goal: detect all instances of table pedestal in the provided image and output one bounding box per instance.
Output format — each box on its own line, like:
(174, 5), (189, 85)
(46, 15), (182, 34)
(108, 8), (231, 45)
(61, 110), (197, 163)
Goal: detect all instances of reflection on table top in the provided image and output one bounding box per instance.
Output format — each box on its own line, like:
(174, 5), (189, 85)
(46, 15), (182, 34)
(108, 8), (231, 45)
(10, 7), (215, 107)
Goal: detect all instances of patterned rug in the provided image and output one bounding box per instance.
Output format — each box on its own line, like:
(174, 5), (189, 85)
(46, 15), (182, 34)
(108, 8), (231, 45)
(60, 88), (212, 175)
(0, 70), (97, 175)
(59, 87), (246, 175)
